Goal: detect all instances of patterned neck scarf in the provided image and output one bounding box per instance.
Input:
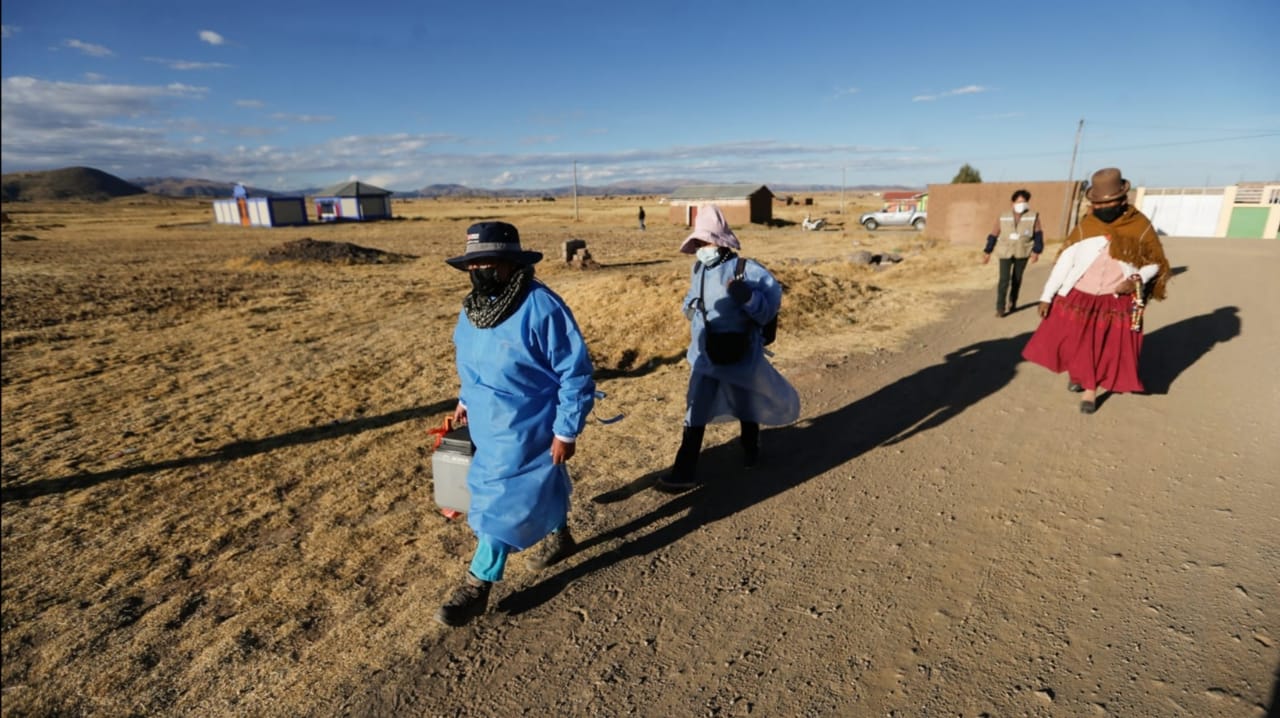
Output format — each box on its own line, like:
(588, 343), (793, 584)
(463, 265), (534, 328)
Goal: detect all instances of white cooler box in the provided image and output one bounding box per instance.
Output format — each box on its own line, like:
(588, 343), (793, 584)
(432, 425), (474, 513)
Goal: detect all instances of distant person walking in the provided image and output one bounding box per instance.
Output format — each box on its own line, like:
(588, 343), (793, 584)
(657, 205), (799, 492)
(981, 188), (1043, 317)
(436, 221), (596, 627)
(1022, 168), (1170, 414)
(638, 206), (646, 231)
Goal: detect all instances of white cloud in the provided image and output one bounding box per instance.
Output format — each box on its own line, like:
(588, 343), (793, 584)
(144, 57), (233, 71)
(63, 39), (113, 57)
(0, 88), (942, 190)
(520, 135), (560, 146)
(2, 24), (18, 39)
(2, 76), (206, 125)
(832, 87), (860, 98)
(270, 112), (335, 124)
(83, 72), (106, 82)
(198, 30), (226, 46)
(235, 99), (265, 108)
(227, 126), (279, 138)
(913, 84), (991, 102)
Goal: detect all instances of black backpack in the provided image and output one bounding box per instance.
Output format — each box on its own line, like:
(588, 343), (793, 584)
(721, 256), (778, 345)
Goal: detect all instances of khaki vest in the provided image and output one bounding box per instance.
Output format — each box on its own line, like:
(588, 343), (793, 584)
(994, 211), (1038, 259)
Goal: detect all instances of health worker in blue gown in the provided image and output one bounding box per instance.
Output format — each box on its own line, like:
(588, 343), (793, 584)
(435, 221), (596, 628)
(657, 204), (800, 493)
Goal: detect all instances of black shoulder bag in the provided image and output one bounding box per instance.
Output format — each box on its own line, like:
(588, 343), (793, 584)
(696, 258), (771, 365)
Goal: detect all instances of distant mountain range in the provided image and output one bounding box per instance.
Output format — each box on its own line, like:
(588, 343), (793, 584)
(1, 167), (918, 202)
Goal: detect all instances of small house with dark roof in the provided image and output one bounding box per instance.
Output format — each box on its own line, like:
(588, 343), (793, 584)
(667, 184), (774, 226)
(313, 180), (393, 222)
(213, 192), (308, 227)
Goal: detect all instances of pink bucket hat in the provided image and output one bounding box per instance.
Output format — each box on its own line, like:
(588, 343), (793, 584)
(679, 204), (741, 254)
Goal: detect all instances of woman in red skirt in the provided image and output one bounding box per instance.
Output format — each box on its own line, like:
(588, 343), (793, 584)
(1023, 168), (1170, 414)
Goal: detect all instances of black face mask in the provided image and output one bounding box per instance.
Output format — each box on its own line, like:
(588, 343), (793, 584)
(469, 267), (505, 295)
(1092, 204), (1126, 224)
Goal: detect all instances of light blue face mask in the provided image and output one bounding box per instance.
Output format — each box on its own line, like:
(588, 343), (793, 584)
(696, 245), (722, 266)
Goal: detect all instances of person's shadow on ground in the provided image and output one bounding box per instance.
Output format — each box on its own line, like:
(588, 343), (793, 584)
(1, 400), (457, 503)
(1140, 306), (1240, 395)
(497, 331), (1035, 616)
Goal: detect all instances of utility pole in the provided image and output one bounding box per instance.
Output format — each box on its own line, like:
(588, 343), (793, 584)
(1060, 118), (1084, 237)
(572, 161), (579, 221)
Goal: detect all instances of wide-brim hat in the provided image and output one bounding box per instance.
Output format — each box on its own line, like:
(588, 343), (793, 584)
(445, 221), (543, 270)
(678, 204), (742, 254)
(1085, 167), (1131, 203)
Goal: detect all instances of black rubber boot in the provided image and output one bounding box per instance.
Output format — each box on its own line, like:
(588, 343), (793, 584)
(656, 425), (705, 492)
(740, 421), (760, 468)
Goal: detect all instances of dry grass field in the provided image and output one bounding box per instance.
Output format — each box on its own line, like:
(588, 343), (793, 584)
(2, 193), (991, 715)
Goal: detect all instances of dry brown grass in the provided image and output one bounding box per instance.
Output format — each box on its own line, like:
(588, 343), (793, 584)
(1, 193), (989, 716)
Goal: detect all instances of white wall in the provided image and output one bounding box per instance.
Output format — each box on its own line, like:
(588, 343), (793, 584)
(1140, 193), (1224, 237)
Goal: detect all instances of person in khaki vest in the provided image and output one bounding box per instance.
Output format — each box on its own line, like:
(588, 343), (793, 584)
(982, 188), (1043, 317)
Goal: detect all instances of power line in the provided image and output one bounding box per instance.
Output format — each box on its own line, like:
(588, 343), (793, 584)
(954, 132), (1280, 164)
(1086, 122), (1280, 134)
(1086, 132), (1280, 153)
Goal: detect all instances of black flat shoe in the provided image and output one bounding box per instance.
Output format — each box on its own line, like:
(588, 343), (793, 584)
(1079, 400), (1096, 414)
(1067, 381), (1084, 393)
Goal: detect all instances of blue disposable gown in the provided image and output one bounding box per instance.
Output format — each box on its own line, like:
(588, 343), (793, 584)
(453, 282), (595, 550)
(682, 256), (800, 426)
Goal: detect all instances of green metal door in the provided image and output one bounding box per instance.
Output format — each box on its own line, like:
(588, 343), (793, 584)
(1226, 207), (1268, 238)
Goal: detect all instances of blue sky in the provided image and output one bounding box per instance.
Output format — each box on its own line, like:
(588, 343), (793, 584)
(2, 0), (1277, 192)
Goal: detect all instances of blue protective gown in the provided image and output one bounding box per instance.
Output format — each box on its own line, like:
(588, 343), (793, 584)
(453, 281), (595, 550)
(682, 256), (800, 426)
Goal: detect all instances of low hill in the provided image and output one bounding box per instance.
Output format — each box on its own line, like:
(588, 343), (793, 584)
(0, 167), (148, 202)
(131, 177), (281, 199)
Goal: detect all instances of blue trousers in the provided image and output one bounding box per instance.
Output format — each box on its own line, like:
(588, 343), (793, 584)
(468, 534), (511, 583)
(468, 521), (568, 583)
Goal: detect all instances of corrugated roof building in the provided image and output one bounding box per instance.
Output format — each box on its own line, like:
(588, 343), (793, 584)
(667, 184), (774, 226)
(313, 181), (393, 222)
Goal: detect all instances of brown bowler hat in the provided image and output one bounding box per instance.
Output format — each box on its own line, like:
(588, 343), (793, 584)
(1085, 168), (1131, 203)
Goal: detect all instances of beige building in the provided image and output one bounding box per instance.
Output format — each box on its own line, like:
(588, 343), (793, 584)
(1135, 182), (1280, 239)
(924, 181), (1083, 245)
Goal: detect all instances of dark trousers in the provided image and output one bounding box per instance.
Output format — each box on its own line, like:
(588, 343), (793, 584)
(996, 257), (1029, 313)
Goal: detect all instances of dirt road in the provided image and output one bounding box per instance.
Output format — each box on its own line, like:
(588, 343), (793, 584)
(356, 239), (1279, 717)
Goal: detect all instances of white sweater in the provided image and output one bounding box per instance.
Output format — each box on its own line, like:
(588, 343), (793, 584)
(1039, 235), (1161, 303)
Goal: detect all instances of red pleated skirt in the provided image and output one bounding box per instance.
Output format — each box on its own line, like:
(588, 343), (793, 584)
(1022, 289), (1144, 393)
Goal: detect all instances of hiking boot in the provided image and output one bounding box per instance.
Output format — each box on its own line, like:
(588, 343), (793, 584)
(434, 574), (491, 627)
(526, 528), (577, 571)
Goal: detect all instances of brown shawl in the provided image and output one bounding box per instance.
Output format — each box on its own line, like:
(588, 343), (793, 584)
(1060, 205), (1172, 300)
